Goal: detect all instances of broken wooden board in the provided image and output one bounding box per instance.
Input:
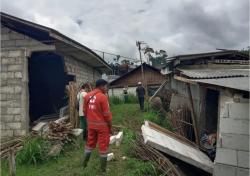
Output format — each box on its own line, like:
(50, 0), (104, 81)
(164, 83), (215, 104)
(142, 121), (213, 174)
(32, 122), (48, 132)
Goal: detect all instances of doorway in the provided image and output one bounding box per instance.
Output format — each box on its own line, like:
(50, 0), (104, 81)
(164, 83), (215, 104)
(28, 51), (69, 124)
(205, 89), (219, 133)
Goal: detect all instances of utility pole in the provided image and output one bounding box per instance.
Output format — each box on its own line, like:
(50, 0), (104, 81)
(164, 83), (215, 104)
(136, 41), (148, 97)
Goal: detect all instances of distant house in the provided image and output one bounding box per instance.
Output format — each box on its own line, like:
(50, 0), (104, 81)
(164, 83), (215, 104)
(0, 12), (111, 140)
(109, 63), (166, 97)
(157, 50), (249, 175)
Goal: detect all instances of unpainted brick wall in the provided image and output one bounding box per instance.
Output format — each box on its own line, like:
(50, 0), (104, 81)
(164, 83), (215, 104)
(214, 92), (249, 176)
(1, 26), (50, 139)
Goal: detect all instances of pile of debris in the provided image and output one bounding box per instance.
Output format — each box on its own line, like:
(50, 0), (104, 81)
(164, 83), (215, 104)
(46, 121), (73, 141)
(140, 121), (214, 175)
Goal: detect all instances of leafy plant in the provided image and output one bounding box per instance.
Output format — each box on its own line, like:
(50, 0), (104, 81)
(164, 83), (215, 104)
(16, 137), (52, 165)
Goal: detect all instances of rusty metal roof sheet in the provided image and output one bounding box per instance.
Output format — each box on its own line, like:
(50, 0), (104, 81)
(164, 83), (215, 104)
(179, 68), (249, 79)
(192, 77), (249, 91)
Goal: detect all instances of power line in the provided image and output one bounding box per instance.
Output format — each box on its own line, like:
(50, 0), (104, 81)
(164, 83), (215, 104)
(91, 48), (140, 62)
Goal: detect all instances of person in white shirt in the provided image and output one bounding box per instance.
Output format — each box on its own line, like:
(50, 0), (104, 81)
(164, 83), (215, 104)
(77, 83), (88, 140)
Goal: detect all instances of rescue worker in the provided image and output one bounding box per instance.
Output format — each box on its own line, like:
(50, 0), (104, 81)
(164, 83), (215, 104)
(76, 83), (88, 140)
(136, 82), (145, 111)
(82, 79), (112, 173)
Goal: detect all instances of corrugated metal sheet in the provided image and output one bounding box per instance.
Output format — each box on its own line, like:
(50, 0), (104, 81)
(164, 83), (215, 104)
(179, 69), (249, 79)
(192, 77), (249, 91)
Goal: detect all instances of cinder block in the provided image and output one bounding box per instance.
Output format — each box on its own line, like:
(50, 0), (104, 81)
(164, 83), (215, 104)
(8, 65), (22, 71)
(9, 32), (25, 40)
(7, 108), (21, 115)
(215, 148), (237, 166)
(14, 86), (22, 94)
(14, 72), (23, 78)
(220, 118), (249, 135)
(7, 122), (21, 129)
(214, 163), (237, 176)
(228, 103), (249, 120)
(0, 51), (9, 57)
(0, 86), (15, 94)
(14, 115), (22, 122)
(1, 27), (10, 34)
(8, 50), (22, 57)
(1, 34), (9, 40)
(115, 131), (123, 146)
(2, 115), (14, 122)
(13, 129), (26, 136)
(238, 151), (249, 168)
(237, 168), (249, 176)
(107, 153), (114, 161)
(1, 129), (14, 137)
(221, 133), (249, 151)
(1, 40), (16, 47)
(1, 100), (20, 108)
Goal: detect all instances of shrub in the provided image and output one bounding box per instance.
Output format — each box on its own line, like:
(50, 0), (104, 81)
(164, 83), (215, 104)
(16, 137), (52, 165)
(126, 94), (138, 104)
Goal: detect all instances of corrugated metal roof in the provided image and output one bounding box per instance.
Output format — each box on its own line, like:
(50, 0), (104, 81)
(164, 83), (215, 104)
(179, 68), (249, 79)
(192, 77), (249, 92)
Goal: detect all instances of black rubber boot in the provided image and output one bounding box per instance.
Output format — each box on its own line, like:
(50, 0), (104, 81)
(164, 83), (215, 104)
(100, 156), (107, 173)
(82, 152), (91, 168)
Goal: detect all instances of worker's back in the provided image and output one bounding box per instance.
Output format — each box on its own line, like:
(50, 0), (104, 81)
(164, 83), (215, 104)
(84, 88), (111, 129)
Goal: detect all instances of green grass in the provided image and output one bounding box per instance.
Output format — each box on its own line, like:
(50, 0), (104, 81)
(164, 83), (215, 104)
(1, 103), (171, 176)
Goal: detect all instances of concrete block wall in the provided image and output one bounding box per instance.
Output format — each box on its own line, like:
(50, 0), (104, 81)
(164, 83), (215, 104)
(64, 56), (101, 86)
(1, 26), (52, 140)
(214, 92), (249, 176)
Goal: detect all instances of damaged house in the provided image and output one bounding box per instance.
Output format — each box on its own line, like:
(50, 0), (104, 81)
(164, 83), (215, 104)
(152, 51), (249, 175)
(0, 12), (111, 140)
(109, 63), (166, 97)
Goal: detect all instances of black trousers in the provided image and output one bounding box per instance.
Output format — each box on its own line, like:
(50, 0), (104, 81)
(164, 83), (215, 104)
(138, 97), (144, 110)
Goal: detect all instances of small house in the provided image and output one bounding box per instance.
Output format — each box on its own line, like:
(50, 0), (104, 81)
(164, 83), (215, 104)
(157, 50), (249, 175)
(109, 63), (166, 97)
(0, 12), (111, 140)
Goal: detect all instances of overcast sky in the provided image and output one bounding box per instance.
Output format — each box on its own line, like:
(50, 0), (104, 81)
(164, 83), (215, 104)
(1, 0), (249, 61)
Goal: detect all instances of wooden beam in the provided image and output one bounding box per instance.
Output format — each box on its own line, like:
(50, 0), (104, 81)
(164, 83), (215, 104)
(186, 84), (199, 146)
(174, 75), (197, 85)
(149, 80), (169, 102)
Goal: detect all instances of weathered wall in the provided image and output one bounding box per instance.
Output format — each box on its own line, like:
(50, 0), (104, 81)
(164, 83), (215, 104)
(1, 26), (102, 140)
(214, 92), (249, 176)
(1, 26), (52, 139)
(167, 77), (204, 131)
(109, 87), (137, 97)
(64, 56), (101, 85)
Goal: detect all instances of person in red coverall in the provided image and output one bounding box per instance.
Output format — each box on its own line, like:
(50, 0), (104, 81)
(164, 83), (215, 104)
(82, 79), (112, 173)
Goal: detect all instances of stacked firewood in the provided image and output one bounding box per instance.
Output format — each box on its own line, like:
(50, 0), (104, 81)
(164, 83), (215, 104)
(46, 121), (73, 142)
(130, 135), (184, 176)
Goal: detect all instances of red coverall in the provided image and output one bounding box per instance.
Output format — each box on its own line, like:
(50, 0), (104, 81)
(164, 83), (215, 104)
(84, 89), (112, 155)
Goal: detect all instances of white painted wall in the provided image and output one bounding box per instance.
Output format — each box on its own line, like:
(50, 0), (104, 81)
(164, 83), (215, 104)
(109, 87), (137, 98)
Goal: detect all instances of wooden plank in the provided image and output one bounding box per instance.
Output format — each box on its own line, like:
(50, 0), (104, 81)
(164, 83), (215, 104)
(186, 84), (199, 146)
(142, 122), (213, 174)
(8, 149), (16, 176)
(149, 80), (169, 102)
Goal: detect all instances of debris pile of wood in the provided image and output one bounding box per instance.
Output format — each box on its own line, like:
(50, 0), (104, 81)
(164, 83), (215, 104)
(46, 121), (73, 142)
(0, 138), (24, 158)
(131, 135), (184, 176)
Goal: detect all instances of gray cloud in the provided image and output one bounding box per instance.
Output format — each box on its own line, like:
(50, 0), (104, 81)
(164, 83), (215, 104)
(1, 0), (249, 61)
